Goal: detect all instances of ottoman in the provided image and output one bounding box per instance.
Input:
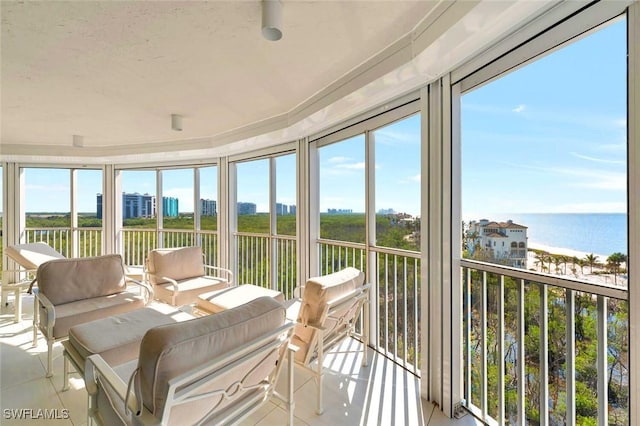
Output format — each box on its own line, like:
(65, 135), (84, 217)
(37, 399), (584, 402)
(196, 284), (284, 314)
(62, 303), (194, 390)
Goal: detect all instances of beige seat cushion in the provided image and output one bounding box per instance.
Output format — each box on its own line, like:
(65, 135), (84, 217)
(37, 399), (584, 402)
(292, 267), (364, 363)
(197, 284), (284, 314)
(37, 254), (127, 305)
(137, 296), (285, 423)
(154, 276), (229, 307)
(66, 307), (194, 370)
(147, 247), (204, 285)
(41, 288), (146, 339)
(5, 242), (65, 270)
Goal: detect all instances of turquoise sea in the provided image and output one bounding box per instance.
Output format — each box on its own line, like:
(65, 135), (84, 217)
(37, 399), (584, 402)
(506, 213), (627, 257)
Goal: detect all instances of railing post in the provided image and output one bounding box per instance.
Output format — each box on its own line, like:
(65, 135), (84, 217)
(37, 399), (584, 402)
(597, 296), (608, 426)
(517, 278), (525, 424)
(540, 283), (549, 426)
(566, 290), (576, 426)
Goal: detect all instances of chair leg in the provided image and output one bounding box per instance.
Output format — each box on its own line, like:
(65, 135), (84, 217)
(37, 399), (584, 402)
(316, 331), (324, 415)
(14, 288), (22, 323)
(362, 300), (369, 367)
(62, 354), (70, 391)
(287, 348), (295, 426)
(32, 299), (39, 348)
(46, 339), (53, 378)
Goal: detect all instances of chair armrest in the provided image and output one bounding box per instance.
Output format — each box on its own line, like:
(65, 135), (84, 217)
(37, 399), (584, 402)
(125, 277), (154, 303)
(85, 354), (140, 416)
(203, 265), (234, 286)
(34, 289), (56, 334)
(147, 273), (181, 293)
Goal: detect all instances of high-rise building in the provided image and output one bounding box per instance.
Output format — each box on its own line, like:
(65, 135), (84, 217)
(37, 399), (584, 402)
(275, 203), (288, 215)
(163, 197), (179, 217)
(97, 193), (178, 219)
(200, 198), (217, 216)
(237, 202), (257, 215)
(289, 204), (296, 215)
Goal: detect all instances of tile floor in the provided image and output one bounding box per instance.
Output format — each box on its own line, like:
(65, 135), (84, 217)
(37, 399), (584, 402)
(0, 293), (483, 425)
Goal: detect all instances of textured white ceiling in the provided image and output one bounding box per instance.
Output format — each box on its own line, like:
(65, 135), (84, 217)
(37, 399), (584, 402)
(1, 1), (435, 147)
(1, 1), (558, 163)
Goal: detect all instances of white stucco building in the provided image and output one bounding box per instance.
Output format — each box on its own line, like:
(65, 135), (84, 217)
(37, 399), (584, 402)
(467, 219), (528, 268)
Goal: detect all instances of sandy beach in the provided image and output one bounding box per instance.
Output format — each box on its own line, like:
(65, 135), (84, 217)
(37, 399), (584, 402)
(527, 243), (627, 287)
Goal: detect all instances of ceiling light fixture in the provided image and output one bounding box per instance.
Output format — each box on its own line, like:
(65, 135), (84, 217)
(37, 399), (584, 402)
(171, 114), (183, 131)
(72, 134), (84, 147)
(262, 0), (282, 41)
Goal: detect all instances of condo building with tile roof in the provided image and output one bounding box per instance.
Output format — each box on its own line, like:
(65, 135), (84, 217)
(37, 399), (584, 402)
(467, 219), (528, 268)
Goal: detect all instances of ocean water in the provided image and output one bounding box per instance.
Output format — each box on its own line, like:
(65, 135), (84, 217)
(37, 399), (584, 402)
(505, 213), (627, 257)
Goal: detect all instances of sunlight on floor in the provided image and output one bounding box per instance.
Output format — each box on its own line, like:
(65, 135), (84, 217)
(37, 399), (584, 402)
(0, 293), (481, 425)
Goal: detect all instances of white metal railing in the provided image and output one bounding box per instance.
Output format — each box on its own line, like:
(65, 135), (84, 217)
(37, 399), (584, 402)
(461, 258), (629, 426)
(234, 232), (297, 300)
(25, 227), (103, 258)
(318, 239), (421, 374)
(121, 228), (219, 267)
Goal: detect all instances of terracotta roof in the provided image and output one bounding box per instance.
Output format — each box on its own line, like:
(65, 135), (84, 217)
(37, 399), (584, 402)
(486, 232), (507, 238)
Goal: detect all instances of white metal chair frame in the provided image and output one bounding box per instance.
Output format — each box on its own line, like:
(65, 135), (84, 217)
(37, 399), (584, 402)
(33, 272), (153, 378)
(144, 254), (234, 307)
(293, 283), (371, 415)
(85, 322), (296, 426)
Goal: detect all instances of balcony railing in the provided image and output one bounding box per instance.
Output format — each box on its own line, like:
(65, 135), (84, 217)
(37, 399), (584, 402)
(461, 259), (629, 425)
(234, 232), (297, 300)
(318, 239), (421, 375)
(121, 228), (219, 267)
(25, 227), (102, 258)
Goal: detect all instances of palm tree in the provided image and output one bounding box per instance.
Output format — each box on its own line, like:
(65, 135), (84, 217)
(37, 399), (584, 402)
(607, 252), (627, 285)
(584, 253), (598, 274)
(535, 252), (549, 273)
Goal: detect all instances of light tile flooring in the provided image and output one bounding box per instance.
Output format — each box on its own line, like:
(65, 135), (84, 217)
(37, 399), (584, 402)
(0, 293), (483, 425)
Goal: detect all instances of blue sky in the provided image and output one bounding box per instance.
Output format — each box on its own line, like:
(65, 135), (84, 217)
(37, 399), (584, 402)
(7, 18), (626, 219)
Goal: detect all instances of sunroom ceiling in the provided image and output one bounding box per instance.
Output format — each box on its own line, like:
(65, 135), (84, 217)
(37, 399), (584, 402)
(1, 1), (556, 164)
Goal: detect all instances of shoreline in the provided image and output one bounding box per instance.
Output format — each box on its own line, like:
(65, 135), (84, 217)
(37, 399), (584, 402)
(527, 242), (609, 261)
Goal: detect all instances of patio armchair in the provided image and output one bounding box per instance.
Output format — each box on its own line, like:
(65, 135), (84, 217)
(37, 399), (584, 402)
(286, 267), (370, 415)
(33, 254), (153, 377)
(85, 296), (295, 426)
(145, 246), (233, 307)
(3, 242), (66, 322)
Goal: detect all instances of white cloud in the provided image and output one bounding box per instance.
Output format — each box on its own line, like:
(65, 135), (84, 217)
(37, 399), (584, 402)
(570, 152), (625, 165)
(327, 156), (349, 164)
(335, 162), (365, 170)
(26, 184), (69, 192)
(512, 104), (526, 113)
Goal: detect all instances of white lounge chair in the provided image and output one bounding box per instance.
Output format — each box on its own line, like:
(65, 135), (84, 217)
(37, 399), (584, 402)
(2, 242), (65, 322)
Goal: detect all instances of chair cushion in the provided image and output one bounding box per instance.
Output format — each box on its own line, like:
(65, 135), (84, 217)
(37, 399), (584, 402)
(37, 254), (127, 305)
(6, 242), (65, 270)
(137, 296), (285, 418)
(147, 246), (204, 285)
(154, 276), (229, 307)
(197, 284), (284, 314)
(41, 288), (146, 339)
(293, 267), (364, 362)
(67, 307), (193, 369)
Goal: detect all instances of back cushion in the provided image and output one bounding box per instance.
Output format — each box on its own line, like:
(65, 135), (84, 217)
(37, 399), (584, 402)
(6, 242), (65, 270)
(137, 296), (285, 417)
(36, 254), (126, 305)
(295, 267), (364, 346)
(147, 246), (204, 285)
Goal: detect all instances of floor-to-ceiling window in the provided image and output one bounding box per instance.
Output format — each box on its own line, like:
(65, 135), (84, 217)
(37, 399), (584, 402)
(118, 165), (220, 267)
(199, 165), (218, 265)
(23, 167), (103, 258)
(76, 169), (102, 257)
(458, 11), (629, 425)
(313, 102), (422, 372)
(233, 150), (297, 298)
(120, 169), (157, 266)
